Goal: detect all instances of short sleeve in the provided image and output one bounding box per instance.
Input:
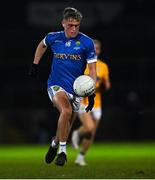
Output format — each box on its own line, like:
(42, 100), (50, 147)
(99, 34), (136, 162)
(86, 40), (97, 64)
(43, 32), (56, 47)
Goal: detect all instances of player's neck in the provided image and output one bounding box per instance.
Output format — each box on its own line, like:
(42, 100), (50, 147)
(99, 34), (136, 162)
(64, 31), (78, 39)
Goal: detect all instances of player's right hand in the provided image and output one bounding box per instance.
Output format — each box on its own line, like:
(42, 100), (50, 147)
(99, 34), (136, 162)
(28, 63), (39, 78)
(85, 93), (96, 112)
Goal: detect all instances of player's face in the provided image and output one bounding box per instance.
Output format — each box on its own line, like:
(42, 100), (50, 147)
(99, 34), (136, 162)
(95, 43), (101, 57)
(62, 18), (80, 38)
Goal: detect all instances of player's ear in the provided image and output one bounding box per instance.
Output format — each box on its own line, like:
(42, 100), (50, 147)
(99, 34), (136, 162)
(61, 20), (65, 28)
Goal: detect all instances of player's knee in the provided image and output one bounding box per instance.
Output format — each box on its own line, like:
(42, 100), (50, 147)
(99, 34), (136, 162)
(85, 126), (94, 134)
(62, 107), (72, 118)
(84, 132), (93, 140)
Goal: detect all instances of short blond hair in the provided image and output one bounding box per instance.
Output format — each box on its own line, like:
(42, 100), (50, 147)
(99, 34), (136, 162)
(63, 7), (83, 21)
(94, 39), (102, 47)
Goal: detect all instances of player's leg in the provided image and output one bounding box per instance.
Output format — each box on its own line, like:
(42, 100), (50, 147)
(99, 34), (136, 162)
(54, 92), (79, 166)
(52, 91), (73, 166)
(45, 86), (73, 166)
(46, 112), (76, 165)
(53, 91), (72, 141)
(72, 112), (94, 149)
(80, 119), (100, 153)
(74, 112), (95, 166)
(81, 108), (101, 150)
(45, 86), (80, 166)
(53, 112), (77, 145)
(71, 103), (94, 149)
(75, 109), (101, 166)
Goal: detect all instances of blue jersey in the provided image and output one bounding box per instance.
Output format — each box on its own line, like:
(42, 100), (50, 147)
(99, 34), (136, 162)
(43, 31), (97, 95)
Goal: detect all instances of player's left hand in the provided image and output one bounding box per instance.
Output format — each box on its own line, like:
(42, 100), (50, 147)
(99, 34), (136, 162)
(85, 93), (96, 112)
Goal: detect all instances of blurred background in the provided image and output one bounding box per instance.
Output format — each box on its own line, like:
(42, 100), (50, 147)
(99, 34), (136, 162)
(0, 0), (154, 144)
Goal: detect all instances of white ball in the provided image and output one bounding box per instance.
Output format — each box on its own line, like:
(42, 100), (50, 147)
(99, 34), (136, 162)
(73, 75), (95, 97)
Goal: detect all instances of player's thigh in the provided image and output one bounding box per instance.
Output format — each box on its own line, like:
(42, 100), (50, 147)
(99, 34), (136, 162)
(79, 112), (94, 132)
(92, 119), (100, 135)
(95, 119), (100, 129)
(91, 108), (102, 135)
(53, 91), (72, 113)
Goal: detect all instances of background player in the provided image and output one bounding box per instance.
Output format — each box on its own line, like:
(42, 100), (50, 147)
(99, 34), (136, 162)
(29, 7), (97, 166)
(72, 39), (111, 166)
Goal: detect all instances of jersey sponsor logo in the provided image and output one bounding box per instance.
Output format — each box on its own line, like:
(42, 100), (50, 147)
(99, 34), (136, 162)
(54, 53), (81, 60)
(76, 41), (81, 46)
(65, 41), (71, 47)
(73, 41), (81, 50)
(55, 40), (63, 43)
(73, 46), (80, 50)
(53, 86), (60, 91)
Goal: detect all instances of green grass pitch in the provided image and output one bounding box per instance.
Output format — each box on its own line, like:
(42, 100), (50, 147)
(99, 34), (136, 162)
(0, 142), (155, 179)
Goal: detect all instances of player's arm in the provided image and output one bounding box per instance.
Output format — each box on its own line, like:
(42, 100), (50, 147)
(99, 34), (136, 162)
(33, 40), (47, 64)
(85, 40), (97, 112)
(102, 64), (111, 91)
(87, 62), (97, 82)
(85, 62), (96, 112)
(103, 76), (111, 91)
(29, 40), (47, 78)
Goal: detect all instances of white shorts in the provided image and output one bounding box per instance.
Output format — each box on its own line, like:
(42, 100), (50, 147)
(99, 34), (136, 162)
(78, 104), (102, 121)
(47, 85), (81, 112)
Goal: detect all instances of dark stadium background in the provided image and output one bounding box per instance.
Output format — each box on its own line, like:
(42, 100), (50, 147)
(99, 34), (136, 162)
(0, 0), (154, 144)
